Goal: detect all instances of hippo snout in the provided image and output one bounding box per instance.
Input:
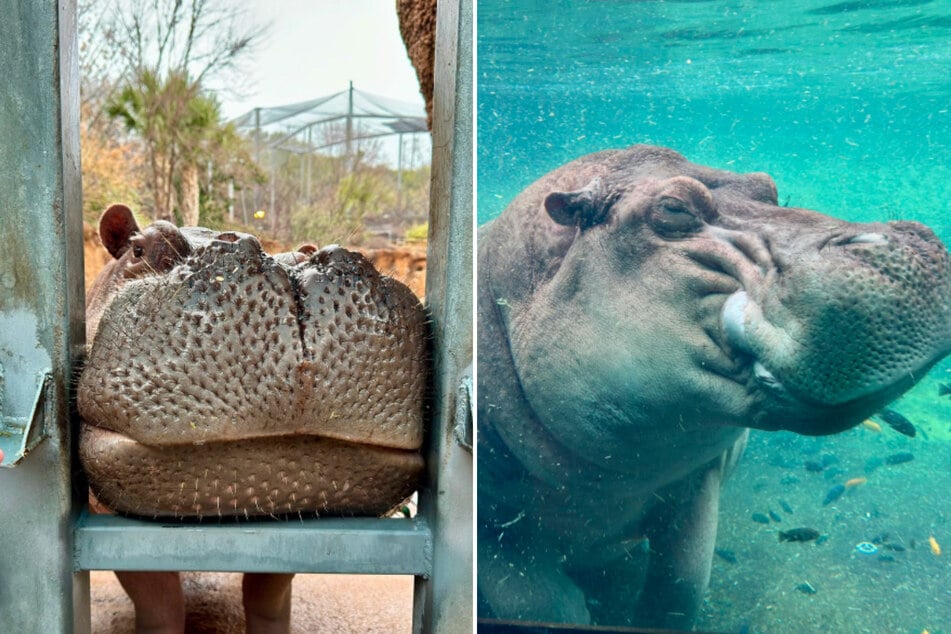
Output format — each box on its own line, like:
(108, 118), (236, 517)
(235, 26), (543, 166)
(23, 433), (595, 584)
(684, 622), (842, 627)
(80, 214), (429, 519)
(723, 217), (951, 431)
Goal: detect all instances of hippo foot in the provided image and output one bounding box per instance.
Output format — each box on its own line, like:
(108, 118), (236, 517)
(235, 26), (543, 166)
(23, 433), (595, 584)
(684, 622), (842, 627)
(81, 426), (423, 519)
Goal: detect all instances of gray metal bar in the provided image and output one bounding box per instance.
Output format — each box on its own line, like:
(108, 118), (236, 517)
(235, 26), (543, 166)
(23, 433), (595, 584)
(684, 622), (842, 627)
(75, 513), (433, 576)
(415, 0), (474, 631)
(0, 1), (88, 632)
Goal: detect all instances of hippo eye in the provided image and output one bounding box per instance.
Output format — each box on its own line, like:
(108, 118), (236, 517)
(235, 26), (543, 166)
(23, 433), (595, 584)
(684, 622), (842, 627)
(132, 244), (144, 258)
(651, 196), (703, 235)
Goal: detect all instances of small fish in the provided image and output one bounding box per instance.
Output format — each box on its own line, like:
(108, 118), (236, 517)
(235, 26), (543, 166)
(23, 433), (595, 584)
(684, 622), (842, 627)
(844, 477), (867, 489)
(768, 510), (782, 523)
(796, 581), (818, 594)
(882, 543), (905, 552)
(939, 382), (951, 397)
(822, 483), (846, 506)
(714, 547), (738, 564)
(861, 419), (882, 432)
(804, 460), (825, 472)
(779, 499), (794, 514)
(885, 451), (914, 466)
(870, 531), (889, 544)
(878, 408), (916, 437)
(752, 512), (771, 524)
(878, 554), (896, 563)
(779, 527), (821, 542)
(929, 536), (941, 556)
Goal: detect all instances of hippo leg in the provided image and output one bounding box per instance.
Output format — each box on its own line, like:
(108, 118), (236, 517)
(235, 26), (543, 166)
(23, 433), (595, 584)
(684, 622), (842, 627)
(633, 460), (722, 629)
(114, 571), (185, 634)
(478, 530), (590, 624)
(242, 573), (295, 634)
(564, 538), (650, 627)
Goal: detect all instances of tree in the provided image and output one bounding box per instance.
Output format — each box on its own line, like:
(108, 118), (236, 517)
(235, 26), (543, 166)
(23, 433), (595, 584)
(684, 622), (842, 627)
(105, 0), (264, 92)
(81, 0), (265, 223)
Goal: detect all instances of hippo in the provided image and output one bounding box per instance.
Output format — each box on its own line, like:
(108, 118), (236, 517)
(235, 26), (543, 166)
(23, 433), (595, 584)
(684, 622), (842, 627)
(80, 204), (429, 632)
(476, 145), (951, 629)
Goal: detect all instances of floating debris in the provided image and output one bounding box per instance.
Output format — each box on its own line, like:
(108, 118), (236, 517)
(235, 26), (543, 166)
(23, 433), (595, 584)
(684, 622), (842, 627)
(779, 528), (821, 542)
(779, 499), (794, 514)
(844, 477), (867, 489)
(885, 452), (914, 466)
(861, 419), (882, 432)
(752, 512), (771, 524)
(929, 536), (941, 556)
(796, 581), (818, 594)
(878, 408), (916, 437)
(768, 509), (782, 523)
(714, 547), (738, 564)
(804, 460), (824, 472)
(822, 483), (846, 506)
(855, 541), (878, 555)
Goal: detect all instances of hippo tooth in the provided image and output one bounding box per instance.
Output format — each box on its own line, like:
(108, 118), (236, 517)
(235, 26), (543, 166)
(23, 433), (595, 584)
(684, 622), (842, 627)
(753, 361), (782, 389)
(721, 291), (753, 355)
(846, 232), (888, 245)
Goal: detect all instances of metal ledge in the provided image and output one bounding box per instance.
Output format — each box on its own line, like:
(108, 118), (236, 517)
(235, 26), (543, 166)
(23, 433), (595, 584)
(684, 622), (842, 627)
(74, 511), (432, 576)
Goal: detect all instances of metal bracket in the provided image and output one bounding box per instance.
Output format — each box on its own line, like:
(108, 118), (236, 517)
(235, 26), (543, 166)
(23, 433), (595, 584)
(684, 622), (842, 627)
(0, 366), (52, 467)
(453, 365), (473, 452)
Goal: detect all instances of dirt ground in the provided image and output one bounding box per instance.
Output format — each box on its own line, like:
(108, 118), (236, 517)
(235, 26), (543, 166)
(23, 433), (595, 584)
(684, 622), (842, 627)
(90, 571), (413, 633)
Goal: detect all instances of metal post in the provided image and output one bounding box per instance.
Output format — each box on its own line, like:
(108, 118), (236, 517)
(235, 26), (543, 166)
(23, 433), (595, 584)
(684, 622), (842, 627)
(414, 0), (473, 631)
(346, 80), (354, 171)
(306, 126), (313, 203)
(397, 131), (405, 212)
(254, 106), (262, 212)
(0, 1), (88, 631)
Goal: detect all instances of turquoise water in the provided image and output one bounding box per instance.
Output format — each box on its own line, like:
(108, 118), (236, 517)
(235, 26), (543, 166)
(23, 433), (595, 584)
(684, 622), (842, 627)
(478, 0), (951, 245)
(478, 1), (951, 632)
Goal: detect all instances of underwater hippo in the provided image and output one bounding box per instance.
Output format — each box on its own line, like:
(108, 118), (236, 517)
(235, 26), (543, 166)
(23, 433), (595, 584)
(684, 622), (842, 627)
(477, 145), (951, 629)
(80, 204), (428, 520)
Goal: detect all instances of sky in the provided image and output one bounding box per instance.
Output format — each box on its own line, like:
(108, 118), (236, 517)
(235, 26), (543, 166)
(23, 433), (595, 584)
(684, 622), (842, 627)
(219, 1), (428, 165)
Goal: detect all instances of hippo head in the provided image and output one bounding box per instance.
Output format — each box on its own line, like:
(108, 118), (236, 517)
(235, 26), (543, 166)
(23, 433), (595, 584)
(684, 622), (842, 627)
(495, 146), (950, 446)
(79, 204), (428, 519)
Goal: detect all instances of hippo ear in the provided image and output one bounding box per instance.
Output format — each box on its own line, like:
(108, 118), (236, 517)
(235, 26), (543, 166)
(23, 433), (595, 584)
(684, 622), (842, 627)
(99, 204), (141, 259)
(544, 178), (611, 229)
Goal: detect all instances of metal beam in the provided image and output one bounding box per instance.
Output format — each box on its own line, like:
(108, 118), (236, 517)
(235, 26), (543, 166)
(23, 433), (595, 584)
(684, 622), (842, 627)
(0, 1), (87, 632)
(415, 0), (474, 631)
(75, 513), (433, 576)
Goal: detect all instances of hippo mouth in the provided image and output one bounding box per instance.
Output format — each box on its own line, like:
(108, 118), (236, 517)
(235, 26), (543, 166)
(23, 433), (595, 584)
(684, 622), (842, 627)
(78, 236), (429, 518)
(718, 287), (937, 435)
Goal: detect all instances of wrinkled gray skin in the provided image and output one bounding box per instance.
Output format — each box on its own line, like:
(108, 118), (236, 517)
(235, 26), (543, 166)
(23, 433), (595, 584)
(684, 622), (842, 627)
(477, 145), (951, 630)
(81, 204), (428, 634)
(81, 204), (427, 520)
